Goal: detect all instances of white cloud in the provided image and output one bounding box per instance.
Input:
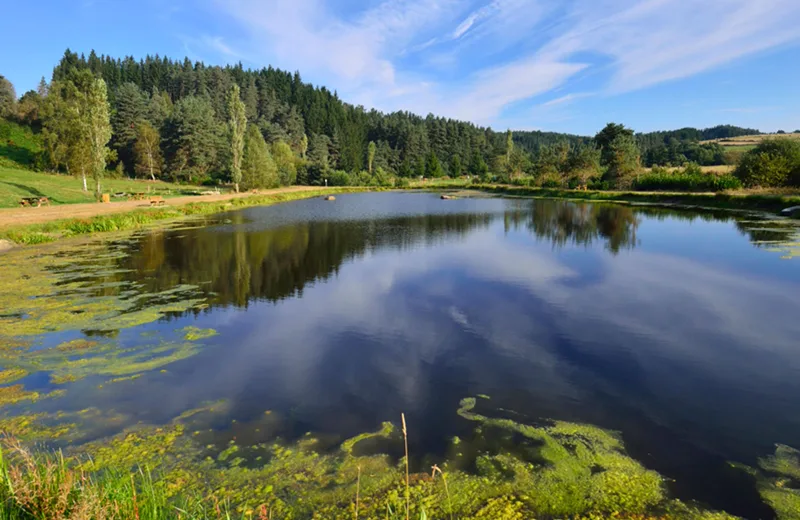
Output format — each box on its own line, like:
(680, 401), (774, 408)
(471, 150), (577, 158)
(540, 92), (593, 108)
(540, 0), (800, 93)
(210, 0), (800, 126)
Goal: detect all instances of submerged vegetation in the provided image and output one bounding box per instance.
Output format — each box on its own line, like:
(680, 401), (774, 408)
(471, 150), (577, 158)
(0, 398), (754, 519)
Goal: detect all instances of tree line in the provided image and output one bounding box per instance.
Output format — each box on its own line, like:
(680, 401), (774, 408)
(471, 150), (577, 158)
(1, 50), (796, 193)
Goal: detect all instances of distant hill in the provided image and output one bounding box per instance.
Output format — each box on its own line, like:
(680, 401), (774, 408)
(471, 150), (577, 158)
(637, 125), (760, 153)
(700, 132), (800, 148)
(511, 125), (761, 157)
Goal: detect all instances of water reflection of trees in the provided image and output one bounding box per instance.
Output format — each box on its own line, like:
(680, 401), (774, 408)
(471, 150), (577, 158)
(121, 213), (494, 309)
(104, 201), (800, 315)
(503, 201), (641, 253)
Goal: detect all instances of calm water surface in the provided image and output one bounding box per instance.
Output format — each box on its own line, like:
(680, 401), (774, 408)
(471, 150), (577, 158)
(12, 192), (800, 517)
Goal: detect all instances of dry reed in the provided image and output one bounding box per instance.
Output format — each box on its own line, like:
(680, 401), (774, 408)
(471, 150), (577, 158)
(431, 464), (453, 520)
(401, 413), (410, 520)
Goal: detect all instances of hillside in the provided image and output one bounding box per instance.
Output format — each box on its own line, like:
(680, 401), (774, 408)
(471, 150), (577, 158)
(0, 118), (43, 170)
(700, 132), (800, 151)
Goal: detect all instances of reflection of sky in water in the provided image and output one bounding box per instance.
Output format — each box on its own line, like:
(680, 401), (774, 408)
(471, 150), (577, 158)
(21, 193), (800, 514)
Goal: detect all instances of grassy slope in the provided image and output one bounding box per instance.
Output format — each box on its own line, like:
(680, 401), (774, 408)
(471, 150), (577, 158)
(0, 119), (42, 170)
(0, 166), (210, 208)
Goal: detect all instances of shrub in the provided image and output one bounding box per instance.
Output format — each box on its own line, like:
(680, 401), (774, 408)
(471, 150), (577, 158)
(537, 172), (564, 188)
(682, 162), (703, 176)
(587, 179), (612, 190)
(328, 170), (351, 186)
(734, 138), (800, 187)
(393, 177), (410, 188)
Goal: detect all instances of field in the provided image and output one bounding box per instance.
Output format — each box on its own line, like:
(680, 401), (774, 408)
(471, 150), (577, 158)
(0, 166), (212, 208)
(643, 165), (734, 175)
(701, 132), (800, 152)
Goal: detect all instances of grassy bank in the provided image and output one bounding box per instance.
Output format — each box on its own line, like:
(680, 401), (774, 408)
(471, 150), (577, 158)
(0, 188), (368, 245)
(0, 166), (210, 208)
(416, 182), (800, 214)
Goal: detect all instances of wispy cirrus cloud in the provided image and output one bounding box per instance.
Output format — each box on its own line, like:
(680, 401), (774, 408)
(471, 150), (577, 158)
(205, 0), (800, 127)
(540, 92), (594, 108)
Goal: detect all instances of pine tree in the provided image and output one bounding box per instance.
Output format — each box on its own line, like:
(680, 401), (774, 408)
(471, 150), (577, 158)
(37, 77), (49, 98)
(111, 82), (147, 173)
(425, 151), (445, 178)
(605, 135), (641, 188)
(450, 155), (462, 177)
(163, 96), (220, 182)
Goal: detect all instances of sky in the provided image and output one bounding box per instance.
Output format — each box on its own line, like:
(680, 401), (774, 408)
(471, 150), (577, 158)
(2, 0), (800, 135)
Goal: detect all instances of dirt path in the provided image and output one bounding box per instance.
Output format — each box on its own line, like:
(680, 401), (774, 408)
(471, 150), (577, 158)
(0, 186), (322, 228)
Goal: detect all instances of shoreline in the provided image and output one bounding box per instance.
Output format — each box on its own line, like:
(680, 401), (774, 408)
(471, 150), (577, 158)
(416, 183), (800, 215)
(3, 184), (798, 248)
(0, 187), (372, 247)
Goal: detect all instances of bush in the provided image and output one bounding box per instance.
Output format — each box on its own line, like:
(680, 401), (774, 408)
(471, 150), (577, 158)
(587, 180), (612, 190)
(394, 177), (410, 188)
(537, 172), (564, 188)
(734, 138), (800, 187)
(328, 170), (351, 186)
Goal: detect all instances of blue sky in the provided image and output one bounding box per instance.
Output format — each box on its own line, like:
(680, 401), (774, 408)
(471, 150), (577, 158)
(2, 0), (799, 135)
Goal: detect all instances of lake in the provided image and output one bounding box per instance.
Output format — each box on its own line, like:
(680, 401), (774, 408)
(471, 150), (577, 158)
(2, 192), (800, 518)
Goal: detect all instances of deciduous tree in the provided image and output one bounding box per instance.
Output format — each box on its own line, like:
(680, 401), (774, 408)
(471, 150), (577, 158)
(134, 120), (163, 180)
(242, 124), (278, 189)
(227, 84), (247, 192)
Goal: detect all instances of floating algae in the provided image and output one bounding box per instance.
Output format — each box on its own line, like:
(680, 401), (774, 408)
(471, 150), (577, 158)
(0, 368), (27, 384)
(737, 444), (800, 520)
(0, 239), (207, 338)
(0, 398), (735, 519)
(0, 385), (39, 407)
(181, 326), (219, 341)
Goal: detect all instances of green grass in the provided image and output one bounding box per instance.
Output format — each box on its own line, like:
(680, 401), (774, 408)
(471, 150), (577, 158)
(0, 119), (43, 170)
(0, 187), (372, 245)
(723, 144), (757, 152)
(0, 166), (209, 208)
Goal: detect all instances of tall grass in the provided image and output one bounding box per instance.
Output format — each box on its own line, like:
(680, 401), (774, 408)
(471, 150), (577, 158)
(0, 417), (440, 520)
(0, 439), (270, 520)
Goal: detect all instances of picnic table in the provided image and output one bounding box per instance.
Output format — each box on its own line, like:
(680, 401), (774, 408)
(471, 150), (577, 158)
(149, 196), (166, 206)
(18, 196), (50, 207)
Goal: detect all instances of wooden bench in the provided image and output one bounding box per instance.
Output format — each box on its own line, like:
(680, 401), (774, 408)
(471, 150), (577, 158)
(19, 197), (50, 207)
(149, 196), (166, 206)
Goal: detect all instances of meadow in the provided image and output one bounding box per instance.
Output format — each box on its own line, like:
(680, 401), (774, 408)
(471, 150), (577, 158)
(0, 165), (209, 208)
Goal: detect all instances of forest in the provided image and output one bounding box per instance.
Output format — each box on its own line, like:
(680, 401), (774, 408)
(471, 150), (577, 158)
(1, 49), (799, 193)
